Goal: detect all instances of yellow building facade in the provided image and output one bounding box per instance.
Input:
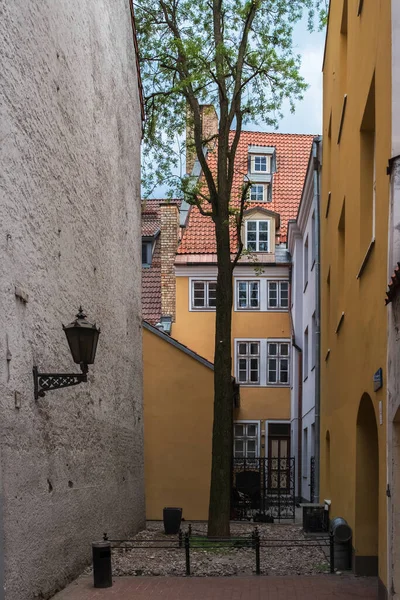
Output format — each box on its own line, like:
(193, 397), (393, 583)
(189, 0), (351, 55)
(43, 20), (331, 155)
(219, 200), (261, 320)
(320, 0), (390, 593)
(143, 322), (216, 520)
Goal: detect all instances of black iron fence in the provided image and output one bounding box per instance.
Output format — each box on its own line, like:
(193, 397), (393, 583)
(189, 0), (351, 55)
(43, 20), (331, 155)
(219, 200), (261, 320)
(232, 457), (296, 521)
(94, 527), (335, 586)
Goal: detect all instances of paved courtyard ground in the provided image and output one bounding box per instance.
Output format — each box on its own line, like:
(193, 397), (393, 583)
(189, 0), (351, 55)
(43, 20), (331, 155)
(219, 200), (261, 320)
(53, 574), (378, 599)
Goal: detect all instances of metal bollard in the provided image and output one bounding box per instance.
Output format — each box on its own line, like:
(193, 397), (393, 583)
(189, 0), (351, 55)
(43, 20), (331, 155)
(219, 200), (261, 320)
(92, 541), (112, 588)
(329, 531), (335, 574)
(255, 530), (260, 575)
(185, 532), (191, 576)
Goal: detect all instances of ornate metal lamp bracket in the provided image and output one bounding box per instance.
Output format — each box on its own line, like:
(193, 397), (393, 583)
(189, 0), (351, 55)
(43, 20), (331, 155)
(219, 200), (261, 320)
(33, 364), (88, 400)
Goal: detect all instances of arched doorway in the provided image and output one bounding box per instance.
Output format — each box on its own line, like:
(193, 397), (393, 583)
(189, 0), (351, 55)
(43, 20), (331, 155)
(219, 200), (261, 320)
(355, 393), (379, 576)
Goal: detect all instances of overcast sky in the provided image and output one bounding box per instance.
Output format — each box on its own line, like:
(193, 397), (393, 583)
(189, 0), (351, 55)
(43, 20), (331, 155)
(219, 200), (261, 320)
(247, 18), (326, 135)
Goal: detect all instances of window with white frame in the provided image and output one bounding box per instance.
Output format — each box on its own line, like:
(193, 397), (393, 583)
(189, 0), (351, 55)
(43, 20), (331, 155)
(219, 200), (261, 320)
(250, 155), (271, 174)
(268, 281), (289, 310)
(250, 185), (268, 202)
(234, 422), (259, 458)
(267, 341), (290, 385)
(191, 280), (217, 309)
(237, 281), (260, 310)
(237, 341), (260, 385)
(245, 220), (269, 252)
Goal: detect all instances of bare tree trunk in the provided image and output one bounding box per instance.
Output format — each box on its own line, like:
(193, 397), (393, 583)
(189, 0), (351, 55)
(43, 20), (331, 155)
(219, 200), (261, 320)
(207, 207), (234, 538)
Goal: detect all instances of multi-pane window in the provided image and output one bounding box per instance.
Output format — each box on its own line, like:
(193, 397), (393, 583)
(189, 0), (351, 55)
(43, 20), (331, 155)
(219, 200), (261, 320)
(246, 220), (269, 252)
(191, 280), (217, 309)
(237, 281), (260, 310)
(268, 281), (289, 310)
(250, 185), (265, 202)
(267, 342), (290, 385)
(234, 422), (259, 458)
(250, 155), (271, 173)
(237, 342), (260, 385)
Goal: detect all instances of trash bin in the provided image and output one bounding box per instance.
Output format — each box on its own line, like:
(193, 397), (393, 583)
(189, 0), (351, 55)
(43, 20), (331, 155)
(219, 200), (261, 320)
(163, 507), (182, 535)
(331, 517), (352, 570)
(92, 541), (112, 588)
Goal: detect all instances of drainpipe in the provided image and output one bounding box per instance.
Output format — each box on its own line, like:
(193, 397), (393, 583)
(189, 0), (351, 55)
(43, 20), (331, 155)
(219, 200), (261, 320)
(289, 267), (303, 500)
(313, 136), (322, 503)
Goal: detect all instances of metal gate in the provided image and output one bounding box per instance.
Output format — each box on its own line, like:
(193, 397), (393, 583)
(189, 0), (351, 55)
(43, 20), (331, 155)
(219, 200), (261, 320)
(232, 457), (295, 522)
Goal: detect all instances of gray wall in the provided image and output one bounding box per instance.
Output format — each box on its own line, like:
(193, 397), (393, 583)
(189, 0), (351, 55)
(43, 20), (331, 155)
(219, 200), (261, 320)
(0, 1), (145, 598)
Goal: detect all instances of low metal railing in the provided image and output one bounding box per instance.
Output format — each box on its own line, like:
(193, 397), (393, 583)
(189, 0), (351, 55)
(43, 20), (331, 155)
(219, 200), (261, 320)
(93, 527), (335, 587)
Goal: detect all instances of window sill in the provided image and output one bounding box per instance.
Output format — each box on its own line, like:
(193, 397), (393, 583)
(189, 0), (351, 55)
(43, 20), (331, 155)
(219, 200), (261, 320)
(335, 312), (345, 334)
(356, 239), (375, 279)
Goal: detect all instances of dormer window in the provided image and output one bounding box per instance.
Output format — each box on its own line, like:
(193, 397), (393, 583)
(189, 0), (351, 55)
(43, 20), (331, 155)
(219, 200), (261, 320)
(250, 155), (271, 174)
(142, 241), (152, 266)
(246, 220), (269, 252)
(250, 184), (271, 203)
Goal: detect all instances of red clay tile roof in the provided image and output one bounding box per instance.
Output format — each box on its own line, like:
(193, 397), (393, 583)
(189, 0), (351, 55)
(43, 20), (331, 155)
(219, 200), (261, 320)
(142, 200), (161, 237)
(178, 131), (314, 254)
(142, 237), (162, 325)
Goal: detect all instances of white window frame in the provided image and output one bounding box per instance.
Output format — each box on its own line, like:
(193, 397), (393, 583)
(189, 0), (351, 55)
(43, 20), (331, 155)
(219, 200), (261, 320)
(236, 280), (260, 310)
(267, 281), (289, 310)
(250, 154), (271, 174)
(245, 220), (270, 252)
(236, 341), (261, 385)
(234, 338), (290, 387)
(189, 278), (217, 311)
(233, 421), (261, 458)
(250, 184), (266, 202)
(234, 278), (289, 312)
(266, 340), (291, 386)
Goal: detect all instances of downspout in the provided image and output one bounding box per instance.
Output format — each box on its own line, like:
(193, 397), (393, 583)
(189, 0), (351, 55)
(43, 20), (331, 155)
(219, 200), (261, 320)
(289, 266), (303, 500)
(313, 135), (322, 503)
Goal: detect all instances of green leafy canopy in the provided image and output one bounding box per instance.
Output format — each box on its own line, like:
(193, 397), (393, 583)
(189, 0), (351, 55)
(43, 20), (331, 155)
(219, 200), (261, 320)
(135, 0), (328, 198)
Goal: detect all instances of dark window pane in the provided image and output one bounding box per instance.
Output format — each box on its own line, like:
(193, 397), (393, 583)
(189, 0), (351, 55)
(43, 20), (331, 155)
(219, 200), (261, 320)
(268, 343), (277, 356)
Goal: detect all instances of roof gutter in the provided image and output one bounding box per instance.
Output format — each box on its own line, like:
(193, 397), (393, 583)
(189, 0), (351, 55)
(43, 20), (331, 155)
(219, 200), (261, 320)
(289, 266), (303, 498)
(313, 135), (322, 503)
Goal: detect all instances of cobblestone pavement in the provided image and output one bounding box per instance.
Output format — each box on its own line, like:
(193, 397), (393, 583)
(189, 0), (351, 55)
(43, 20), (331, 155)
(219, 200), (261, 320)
(52, 575), (378, 599)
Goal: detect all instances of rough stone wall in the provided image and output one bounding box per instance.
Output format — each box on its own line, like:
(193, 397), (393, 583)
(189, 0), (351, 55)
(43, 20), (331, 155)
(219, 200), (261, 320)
(0, 2), (145, 599)
(160, 204), (180, 320)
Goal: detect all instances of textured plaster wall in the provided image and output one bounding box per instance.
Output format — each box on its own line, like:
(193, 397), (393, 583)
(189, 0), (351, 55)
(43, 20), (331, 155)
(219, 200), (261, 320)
(0, 1), (145, 599)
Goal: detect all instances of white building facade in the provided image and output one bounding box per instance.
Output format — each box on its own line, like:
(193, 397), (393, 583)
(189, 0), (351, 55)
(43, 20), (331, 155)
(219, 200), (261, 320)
(0, 1), (145, 598)
(288, 138), (321, 502)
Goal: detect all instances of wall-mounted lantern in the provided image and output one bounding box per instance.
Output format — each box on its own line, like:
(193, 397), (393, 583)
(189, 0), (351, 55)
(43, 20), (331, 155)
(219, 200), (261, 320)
(33, 307), (100, 400)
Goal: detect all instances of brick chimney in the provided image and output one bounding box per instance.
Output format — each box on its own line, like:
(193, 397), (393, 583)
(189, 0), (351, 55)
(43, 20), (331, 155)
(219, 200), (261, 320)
(160, 203), (180, 321)
(186, 104), (219, 175)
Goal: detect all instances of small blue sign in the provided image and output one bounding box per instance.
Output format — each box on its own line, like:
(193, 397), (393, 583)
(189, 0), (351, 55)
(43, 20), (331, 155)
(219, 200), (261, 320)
(374, 368), (383, 392)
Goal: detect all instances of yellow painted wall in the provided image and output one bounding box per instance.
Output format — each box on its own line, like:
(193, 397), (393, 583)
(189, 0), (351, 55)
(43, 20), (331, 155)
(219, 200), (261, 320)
(173, 275), (291, 445)
(321, 0), (390, 585)
(143, 326), (214, 520)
